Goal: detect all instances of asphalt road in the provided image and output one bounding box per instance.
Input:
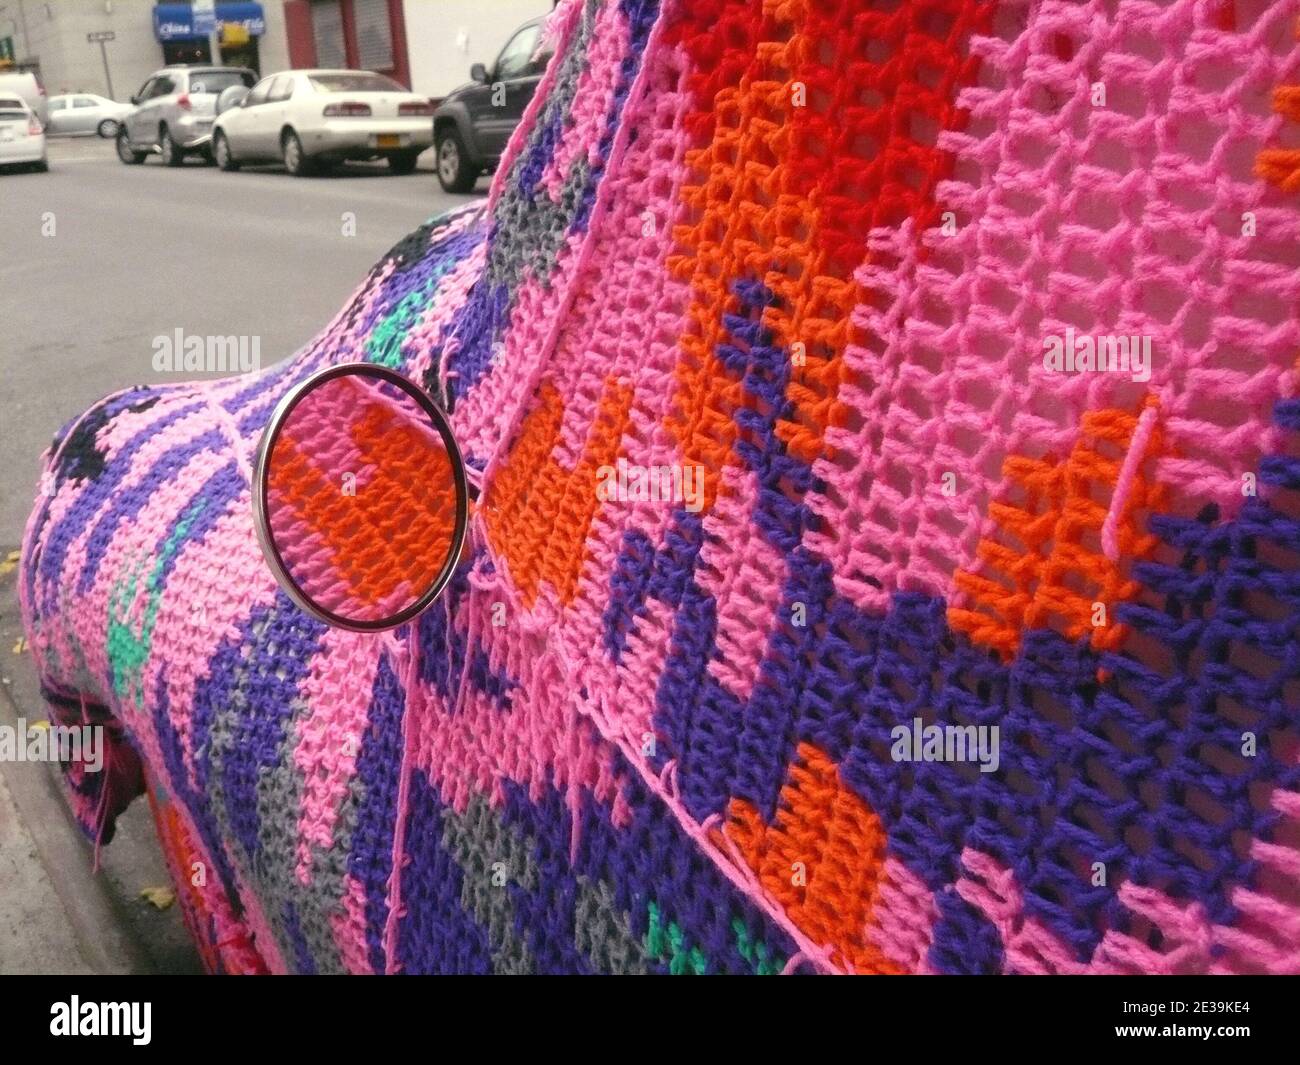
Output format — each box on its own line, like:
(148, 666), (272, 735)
(0, 135), (486, 544)
(0, 134), (485, 973)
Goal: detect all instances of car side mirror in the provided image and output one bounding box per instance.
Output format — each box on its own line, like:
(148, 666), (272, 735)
(470, 63), (488, 84)
(129, 94), (139, 105)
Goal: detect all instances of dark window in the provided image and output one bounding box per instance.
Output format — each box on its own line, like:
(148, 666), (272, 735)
(307, 72), (404, 93)
(268, 75), (295, 102)
(531, 44), (555, 77)
(495, 25), (540, 81)
(186, 70), (254, 95)
(244, 78), (274, 108)
(353, 0), (394, 70)
(311, 0), (347, 69)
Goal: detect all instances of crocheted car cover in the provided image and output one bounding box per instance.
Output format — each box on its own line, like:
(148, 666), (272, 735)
(19, 0), (1300, 975)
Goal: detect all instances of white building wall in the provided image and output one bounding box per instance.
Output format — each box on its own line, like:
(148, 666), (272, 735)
(5, 0), (291, 102)
(258, 0), (290, 74)
(8, 0), (162, 100)
(402, 0), (551, 100)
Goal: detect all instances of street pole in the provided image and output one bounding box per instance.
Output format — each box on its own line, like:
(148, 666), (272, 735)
(208, 28), (222, 65)
(98, 38), (113, 99)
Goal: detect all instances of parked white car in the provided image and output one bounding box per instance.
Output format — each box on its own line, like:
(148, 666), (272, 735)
(0, 95), (47, 172)
(0, 70), (47, 125)
(212, 69), (434, 176)
(46, 93), (132, 138)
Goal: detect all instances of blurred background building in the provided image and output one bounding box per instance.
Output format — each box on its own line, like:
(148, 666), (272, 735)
(285, 0), (551, 100)
(0, 1), (553, 104)
(0, 1), (289, 96)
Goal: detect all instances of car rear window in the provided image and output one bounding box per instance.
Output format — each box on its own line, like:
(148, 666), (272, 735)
(308, 73), (404, 93)
(187, 71), (254, 94)
(0, 97), (25, 110)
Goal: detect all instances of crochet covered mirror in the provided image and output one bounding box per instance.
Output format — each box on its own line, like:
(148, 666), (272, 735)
(252, 363), (468, 631)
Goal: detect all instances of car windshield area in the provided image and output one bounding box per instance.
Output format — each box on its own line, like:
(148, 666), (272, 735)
(0, 99), (28, 119)
(308, 73), (404, 93)
(187, 71), (255, 95)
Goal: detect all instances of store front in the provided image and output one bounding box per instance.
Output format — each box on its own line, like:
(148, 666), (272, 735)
(153, 2), (268, 73)
(283, 0), (411, 89)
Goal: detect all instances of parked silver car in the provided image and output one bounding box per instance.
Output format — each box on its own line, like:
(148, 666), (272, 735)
(116, 65), (255, 166)
(0, 95), (48, 172)
(212, 70), (434, 176)
(46, 93), (132, 138)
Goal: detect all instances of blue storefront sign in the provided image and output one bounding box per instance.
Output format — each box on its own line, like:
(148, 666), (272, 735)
(153, 2), (265, 42)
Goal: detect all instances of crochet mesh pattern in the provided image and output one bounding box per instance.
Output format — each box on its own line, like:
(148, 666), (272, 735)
(17, 0), (1300, 974)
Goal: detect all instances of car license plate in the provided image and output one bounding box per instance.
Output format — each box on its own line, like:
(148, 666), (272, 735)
(376, 134), (400, 149)
(0, 128), (14, 142)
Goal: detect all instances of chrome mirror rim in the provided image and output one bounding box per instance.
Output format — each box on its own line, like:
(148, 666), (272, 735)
(252, 362), (469, 633)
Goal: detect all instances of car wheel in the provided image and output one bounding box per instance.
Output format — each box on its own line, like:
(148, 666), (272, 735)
(214, 131), (239, 172)
(435, 127), (477, 193)
(97, 118), (119, 139)
(281, 129), (313, 176)
(116, 126), (146, 164)
(387, 149), (420, 175)
(32, 158), (49, 173)
(159, 125), (184, 167)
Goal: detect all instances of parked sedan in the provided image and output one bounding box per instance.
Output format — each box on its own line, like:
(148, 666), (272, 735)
(46, 93), (132, 138)
(212, 70), (434, 176)
(0, 96), (47, 172)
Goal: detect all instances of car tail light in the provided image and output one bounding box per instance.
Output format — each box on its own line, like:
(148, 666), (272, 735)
(177, 93), (191, 111)
(323, 102), (372, 117)
(28, 117), (41, 136)
(398, 100), (434, 116)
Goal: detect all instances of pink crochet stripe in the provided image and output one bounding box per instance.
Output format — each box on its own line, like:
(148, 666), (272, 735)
(537, 0), (633, 200)
(474, 3), (672, 496)
(407, 239), (486, 384)
(334, 873), (374, 975)
(531, 40), (700, 745)
(955, 845), (1300, 974)
(486, 0), (586, 213)
(292, 628), (382, 884)
(811, 0), (1300, 619)
(698, 465), (787, 704)
(405, 573), (624, 821)
(151, 508), (281, 791)
(866, 857), (941, 975)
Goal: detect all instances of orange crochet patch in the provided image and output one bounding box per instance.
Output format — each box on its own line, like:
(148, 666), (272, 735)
(484, 377), (634, 607)
(145, 780), (268, 975)
(949, 401), (1167, 661)
(268, 403), (457, 610)
(1256, 18), (1300, 192)
(716, 742), (900, 974)
(667, 0), (992, 510)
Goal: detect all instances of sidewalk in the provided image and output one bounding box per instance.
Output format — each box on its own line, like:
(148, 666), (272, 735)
(0, 549), (202, 975)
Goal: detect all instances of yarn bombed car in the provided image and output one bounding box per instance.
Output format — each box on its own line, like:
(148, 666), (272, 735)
(19, 0), (1300, 974)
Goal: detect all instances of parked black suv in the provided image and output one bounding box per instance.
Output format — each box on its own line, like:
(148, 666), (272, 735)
(432, 16), (554, 192)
